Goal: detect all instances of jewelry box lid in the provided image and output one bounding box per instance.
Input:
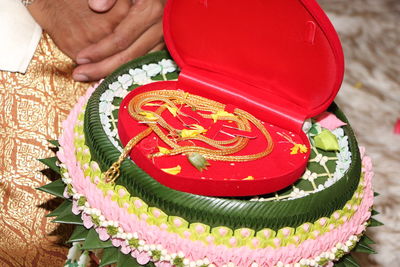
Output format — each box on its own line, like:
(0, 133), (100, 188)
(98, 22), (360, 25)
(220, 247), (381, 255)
(163, 0), (344, 125)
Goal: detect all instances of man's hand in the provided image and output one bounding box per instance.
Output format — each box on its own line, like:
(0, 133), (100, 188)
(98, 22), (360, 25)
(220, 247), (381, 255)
(28, 0), (132, 62)
(73, 0), (166, 82)
(88, 0), (117, 13)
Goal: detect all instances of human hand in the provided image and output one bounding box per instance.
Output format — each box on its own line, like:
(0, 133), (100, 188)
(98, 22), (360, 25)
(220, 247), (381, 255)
(72, 0), (166, 82)
(88, 0), (117, 13)
(27, 0), (132, 61)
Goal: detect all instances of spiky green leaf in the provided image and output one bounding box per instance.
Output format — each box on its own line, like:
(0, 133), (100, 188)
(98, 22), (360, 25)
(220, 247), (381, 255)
(371, 209), (380, 216)
(52, 206), (83, 225)
(354, 242), (377, 254)
(82, 228), (112, 250)
(335, 254), (360, 267)
(343, 254), (360, 267)
(67, 225), (89, 243)
(99, 247), (119, 267)
(46, 200), (72, 217)
(48, 139), (60, 147)
(37, 179), (66, 198)
(39, 157), (61, 174)
(117, 252), (142, 267)
(359, 235), (375, 245)
(369, 218), (384, 227)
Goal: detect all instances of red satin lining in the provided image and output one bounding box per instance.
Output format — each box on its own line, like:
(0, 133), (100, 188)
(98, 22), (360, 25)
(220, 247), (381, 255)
(118, 81), (310, 196)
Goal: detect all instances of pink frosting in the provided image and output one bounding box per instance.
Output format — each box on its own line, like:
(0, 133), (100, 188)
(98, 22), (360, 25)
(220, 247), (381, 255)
(58, 86), (374, 266)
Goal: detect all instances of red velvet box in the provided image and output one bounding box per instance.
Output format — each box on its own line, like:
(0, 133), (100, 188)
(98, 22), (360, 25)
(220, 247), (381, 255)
(118, 0), (344, 196)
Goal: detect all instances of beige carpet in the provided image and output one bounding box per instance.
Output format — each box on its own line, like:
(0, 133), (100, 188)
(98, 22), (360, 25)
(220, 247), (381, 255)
(319, 0), (400, 266)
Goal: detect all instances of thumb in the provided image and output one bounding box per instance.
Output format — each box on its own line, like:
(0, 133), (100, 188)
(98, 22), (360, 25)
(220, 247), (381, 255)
(88, 0), (117, 12)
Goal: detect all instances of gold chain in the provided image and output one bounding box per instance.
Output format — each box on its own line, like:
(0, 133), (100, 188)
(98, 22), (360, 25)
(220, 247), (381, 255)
(105, 90), (274, 183)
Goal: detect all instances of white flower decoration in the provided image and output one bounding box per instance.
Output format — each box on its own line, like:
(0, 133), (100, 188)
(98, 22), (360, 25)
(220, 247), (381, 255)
(302, 119), (312, 133)
(114, 88), (128, 98)
(302, 170), (317, 181)
(289, 188), (307, 199)
(320, 156), (328, 165)
(159, 59), (177, 74)
(332, 171), (342, 180)
(338, 136), (349, 149)
(103, 121), (112, 132)
(111, 139), (123, 152)
(338, 161), (350, 171)
(100, 113), (109, 126)
(118, 74), (133, 89)
(109, 81), (121, 91)
(100, 90), (114, 102)
(314, 154), (322, 162)
(143, 63), (162, 77)
(99, 101), (113, 115)
(338, 150), (350, 162)
(324, 179), (334, 188)
(99, 101), (109, 113)
(316, 184), (325, 192)
(314, 154), (328, 165)
(129, 68), (151, 84)
(110, 129), (118, 137)
(332, 128), (344, 137)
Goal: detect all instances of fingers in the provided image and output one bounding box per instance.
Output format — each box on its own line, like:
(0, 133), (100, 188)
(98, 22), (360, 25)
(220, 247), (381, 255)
(73, 21), (163, 81)
(88, 0), (117, 13)
(148, 42), (165, 53)
(77, 0), (164, 64)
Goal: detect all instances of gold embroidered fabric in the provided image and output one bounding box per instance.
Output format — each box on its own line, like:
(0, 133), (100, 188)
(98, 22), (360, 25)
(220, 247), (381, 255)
(0, 33), (90, 266)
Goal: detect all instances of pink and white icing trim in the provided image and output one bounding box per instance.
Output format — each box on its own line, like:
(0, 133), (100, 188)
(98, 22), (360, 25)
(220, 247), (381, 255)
(57, 86), (374, 267)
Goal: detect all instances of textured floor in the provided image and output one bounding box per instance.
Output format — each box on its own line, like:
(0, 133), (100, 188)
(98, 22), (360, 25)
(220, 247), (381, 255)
(319, 0), (400, 265)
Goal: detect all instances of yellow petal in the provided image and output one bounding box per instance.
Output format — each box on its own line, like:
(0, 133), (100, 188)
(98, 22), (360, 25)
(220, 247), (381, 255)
(299, 144), (308, 153)
(190, 124), (207, 133)
(161, 165), (181, 175)
(243, 176), (254, 180)
(211, 110), (235, 123)
(290, 144), (308, 155)
(211, 114), (218, 123)
(180, 128), (207, 138)
(218, 110), (235, 117)
(180, 129), (198, 138)
(144, 103), (161, 107)
(158, 146), (170, 155)
(163, 104), (178, 117)
(138, 111), (158, 121)
(290, 144), (300, 155)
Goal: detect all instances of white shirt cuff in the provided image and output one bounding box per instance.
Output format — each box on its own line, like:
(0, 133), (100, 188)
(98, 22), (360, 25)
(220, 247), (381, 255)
(0, 0), (42, 73)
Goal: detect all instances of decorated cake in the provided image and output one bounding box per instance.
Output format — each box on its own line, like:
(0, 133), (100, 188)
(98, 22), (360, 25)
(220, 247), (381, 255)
(38, 0), (382, 266)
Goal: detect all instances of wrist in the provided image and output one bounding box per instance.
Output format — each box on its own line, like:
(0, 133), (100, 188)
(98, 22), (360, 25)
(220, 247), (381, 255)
(26, 0), (51, 29)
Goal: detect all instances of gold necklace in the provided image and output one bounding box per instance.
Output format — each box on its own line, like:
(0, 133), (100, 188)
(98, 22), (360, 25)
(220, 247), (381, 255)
(105, 90), (274, 183)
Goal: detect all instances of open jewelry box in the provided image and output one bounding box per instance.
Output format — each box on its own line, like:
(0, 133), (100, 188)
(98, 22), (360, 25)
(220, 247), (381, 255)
(117, 0), (344, 196)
